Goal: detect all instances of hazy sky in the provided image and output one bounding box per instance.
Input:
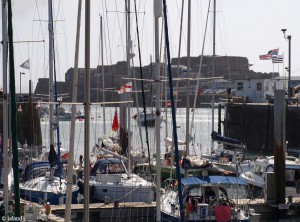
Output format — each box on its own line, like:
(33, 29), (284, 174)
(1, 0), (300, 92)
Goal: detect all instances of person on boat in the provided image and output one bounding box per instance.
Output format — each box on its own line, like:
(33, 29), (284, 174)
(204, 186), (215, 203)
(48, 144), (57, 176)
(79, 155), (83, 168)
(76, 155), (84, 179)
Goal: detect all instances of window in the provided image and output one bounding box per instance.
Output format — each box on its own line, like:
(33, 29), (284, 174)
(257, 83), (262, 91)
(237, 82), (243, 91)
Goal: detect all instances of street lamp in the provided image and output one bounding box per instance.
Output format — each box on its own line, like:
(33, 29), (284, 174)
(281, 29), (291, 99)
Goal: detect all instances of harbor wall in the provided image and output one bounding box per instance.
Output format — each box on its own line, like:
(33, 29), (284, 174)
(0, 102), (42, 147)
(224, 103), (300, 153)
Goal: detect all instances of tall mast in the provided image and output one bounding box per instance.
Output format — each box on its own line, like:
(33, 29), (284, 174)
(48, 0), (54, 145)
(2, 0), (9, 217)
(7, 0), (20, 216)
(186, 0), (191, 157)
(126, 0), (132, 177)
(211, 0), (216, 150)
(65, 0), (82, 221)
(154, 1), (162, 221)
(100, 16), (106, 134)
(83, 0), (91, 221)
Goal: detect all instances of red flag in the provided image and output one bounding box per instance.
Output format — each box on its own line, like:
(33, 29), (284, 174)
(112, 110), (119, 131)
(61, 152), (69, 159)
(167, 102), (171, 107)
(197, 88), (201, 97)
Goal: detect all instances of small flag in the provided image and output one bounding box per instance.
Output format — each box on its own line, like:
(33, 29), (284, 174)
(20, 59), (30, 69)
(112, 110), (119, 131)
(272, 55), (284, 63)
(117, 82), (132, 94)
(259, 48), (279, 60)
(197, 88), (201, 97)
(61, 152), (69, 159)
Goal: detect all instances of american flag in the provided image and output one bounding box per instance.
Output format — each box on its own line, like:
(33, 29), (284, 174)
(259, 48), (279, 60)
(272, 55), (284, 63)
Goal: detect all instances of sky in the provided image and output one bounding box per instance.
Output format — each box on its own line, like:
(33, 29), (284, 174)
(1, 0), (300, 93)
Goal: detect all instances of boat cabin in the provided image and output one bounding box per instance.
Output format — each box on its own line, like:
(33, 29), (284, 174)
(90, 158), (127, 176)
(181, 176), (250, 206)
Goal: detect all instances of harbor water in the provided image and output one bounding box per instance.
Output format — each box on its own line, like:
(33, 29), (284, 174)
(40, 107), (223, 160)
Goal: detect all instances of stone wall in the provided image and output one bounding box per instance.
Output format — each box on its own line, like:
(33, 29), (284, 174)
(224, 103), (300, 153)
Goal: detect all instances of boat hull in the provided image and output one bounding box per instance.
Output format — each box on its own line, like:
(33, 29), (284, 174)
(90, 183), (154, 202)
(20, 187), (79, 205)
(161, 211), (250, 222)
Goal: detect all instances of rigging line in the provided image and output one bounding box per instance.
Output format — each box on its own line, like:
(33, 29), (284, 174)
(104, 1), (114, 67)
(218, 0), (231, 55)
(130, 60), (144, 153)
(58, 0), (70, 71)
(114, 0), (125, 56)
(103, 2), (117, 105)
(52, 0), (64, 79)
(174, 0), (184, 110)
(133, 0), (152, 173)
(51, 1), (62, 188)
(189, 0), (211, 137)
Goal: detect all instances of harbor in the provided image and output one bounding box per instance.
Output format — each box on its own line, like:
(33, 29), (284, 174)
(2, 0), (300, 221)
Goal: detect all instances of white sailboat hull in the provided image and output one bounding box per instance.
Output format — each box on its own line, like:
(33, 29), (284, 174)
(89, 173), (155, 203)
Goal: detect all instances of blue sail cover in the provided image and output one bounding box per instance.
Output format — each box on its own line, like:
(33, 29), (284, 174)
(211, 131), (243, 146)
(181, 176), (248, 186)
(23, 161), (50, 182)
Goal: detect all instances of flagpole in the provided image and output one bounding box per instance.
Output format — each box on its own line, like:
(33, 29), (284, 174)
(282, 52), (285, 78)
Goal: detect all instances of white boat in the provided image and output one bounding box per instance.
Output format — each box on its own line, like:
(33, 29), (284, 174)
(88, 158), (155, 203)
(134, 112), (160, 127)
(19, 161), (79, 205)
(239, 155), (300, 190)
(161, 175), (253, 221)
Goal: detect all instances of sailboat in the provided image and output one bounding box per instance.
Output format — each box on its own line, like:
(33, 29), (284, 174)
(88, 148), (155, 203)
(19, 0), (79, 205)
(161, 175), (252, 221)
(20, 161), (79, 205)
(159, 0), (252, 221)
(239, 155), (300, 197)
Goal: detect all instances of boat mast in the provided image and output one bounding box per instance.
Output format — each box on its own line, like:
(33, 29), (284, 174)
(65, 0), (82, 221)
(101, 16), (106, 135)
(162, 1), (184, 221)
(154, 1), (162, 221)
(48, 0), (55, 145)
(186, 0), (191, 158)
(126, 0), (132, 177)
(211, 0), (216, 150)
(84, 0), (91, 220)
(2, 0), (9, 217)
(7, 0), (21, 216)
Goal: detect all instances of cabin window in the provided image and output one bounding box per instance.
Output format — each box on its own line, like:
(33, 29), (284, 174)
(257, 83), (262, 91)
(237, 82), (243, 91)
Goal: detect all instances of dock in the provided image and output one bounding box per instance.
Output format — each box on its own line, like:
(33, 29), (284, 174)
(47, 202), (155, 222)
(17, 196), (300, 221)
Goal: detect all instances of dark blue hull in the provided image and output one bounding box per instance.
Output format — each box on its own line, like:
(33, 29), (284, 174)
(20, 188), (79, 205)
